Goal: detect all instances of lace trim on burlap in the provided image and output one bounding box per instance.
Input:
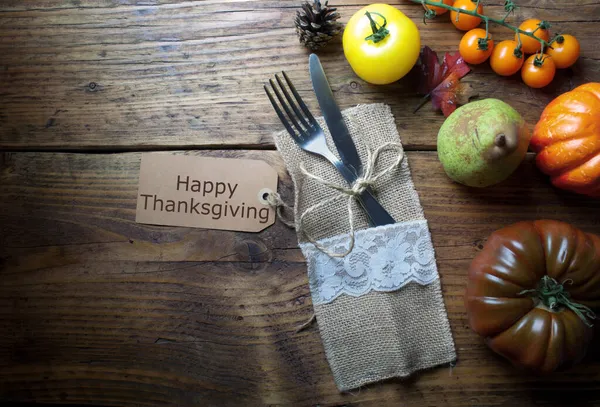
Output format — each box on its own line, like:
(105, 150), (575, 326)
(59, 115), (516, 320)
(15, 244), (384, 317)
(300, 220), (438, 305)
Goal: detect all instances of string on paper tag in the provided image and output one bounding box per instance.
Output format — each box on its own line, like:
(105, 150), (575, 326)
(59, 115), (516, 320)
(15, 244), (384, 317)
(264, 191), (295, 228)
(266, 142), (404, 258)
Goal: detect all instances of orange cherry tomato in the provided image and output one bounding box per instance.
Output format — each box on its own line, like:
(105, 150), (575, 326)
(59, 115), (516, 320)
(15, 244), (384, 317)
(427, 0), (453, 16)
(490, 40), (524, 76)
(450, 0), (483, 31)
(459, 28), (494, 64)
(547, 34), (580, 68)
(521, 54), (556, 88)
(515, 19), (550, 54)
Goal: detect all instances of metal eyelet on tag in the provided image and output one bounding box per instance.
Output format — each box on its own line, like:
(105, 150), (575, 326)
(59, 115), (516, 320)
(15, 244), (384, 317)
(258, 188), (273, 205)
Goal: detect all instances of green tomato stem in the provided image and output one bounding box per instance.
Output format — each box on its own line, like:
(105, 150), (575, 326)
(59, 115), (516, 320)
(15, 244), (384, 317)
(416, 0), (553, 56)
(477, 18), (490, 50)
(513, 43), (523, 58)
(551, 34), (565, 45)
(364, 11), (390, 43)
(515, 30), (523, 55)
(518, 276), (596, 327)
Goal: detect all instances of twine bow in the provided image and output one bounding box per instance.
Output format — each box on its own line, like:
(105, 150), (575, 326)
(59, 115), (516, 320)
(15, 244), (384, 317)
(264, 142), (404, 334)
(297, 142), (404, 257)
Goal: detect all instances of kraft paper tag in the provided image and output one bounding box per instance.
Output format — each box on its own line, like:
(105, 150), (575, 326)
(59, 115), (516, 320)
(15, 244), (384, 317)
(136, 154), (278, 232)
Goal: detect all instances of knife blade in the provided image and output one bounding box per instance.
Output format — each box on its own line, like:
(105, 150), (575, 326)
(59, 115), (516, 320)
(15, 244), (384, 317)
(309, 53), (396, 226)
(308, 54), (362, 178)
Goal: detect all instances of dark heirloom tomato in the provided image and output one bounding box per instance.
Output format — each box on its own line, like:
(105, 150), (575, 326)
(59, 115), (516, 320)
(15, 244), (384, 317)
(466, 220), (600, 373)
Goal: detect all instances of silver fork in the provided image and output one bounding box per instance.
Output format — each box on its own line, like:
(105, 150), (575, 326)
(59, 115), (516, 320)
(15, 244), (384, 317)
(264, 71), (395, 227)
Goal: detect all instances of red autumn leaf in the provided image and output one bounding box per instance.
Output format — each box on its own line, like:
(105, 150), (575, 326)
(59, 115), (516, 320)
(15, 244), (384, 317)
(431, 71), (476, 117)
(414, 46), (473, 117)
(440, 51), (471, 81)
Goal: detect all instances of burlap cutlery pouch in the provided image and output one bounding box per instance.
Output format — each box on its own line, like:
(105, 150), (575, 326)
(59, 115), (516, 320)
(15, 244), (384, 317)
(272, 103), (456, 391)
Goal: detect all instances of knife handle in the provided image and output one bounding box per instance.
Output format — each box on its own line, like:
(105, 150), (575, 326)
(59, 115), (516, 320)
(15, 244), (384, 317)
(357, 189), (396, 227)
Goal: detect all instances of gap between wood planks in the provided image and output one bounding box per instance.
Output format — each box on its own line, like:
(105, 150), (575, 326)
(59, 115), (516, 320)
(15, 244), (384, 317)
(0, 144), (438, 154)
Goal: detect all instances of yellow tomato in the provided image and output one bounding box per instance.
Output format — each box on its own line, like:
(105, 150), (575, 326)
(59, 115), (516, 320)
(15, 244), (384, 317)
(343, 4), (420, 85)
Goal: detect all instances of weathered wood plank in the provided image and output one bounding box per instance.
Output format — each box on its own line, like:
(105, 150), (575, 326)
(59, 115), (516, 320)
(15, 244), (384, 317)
(2, 0), (600, 405)
(0, 0), (598, 150)
(2, 150), (599, 268)
(1, 150), (600, 406)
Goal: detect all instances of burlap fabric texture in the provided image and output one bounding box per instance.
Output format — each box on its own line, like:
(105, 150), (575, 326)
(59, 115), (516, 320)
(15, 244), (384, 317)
(272, 103), (456, 391)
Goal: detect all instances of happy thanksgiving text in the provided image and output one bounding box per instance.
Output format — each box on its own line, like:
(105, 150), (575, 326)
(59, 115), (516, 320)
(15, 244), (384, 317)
(138, 175), (270, 224)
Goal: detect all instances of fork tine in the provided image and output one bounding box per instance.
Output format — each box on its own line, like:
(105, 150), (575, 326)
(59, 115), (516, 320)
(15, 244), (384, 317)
(282, 71), (317, 127)
(269, 78), (306, 137)
(264, 85), (297, 140)
(274, 74), (310, 131)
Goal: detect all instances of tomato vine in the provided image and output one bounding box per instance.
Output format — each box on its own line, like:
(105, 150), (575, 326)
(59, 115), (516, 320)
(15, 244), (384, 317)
(409, 0), (562, 65)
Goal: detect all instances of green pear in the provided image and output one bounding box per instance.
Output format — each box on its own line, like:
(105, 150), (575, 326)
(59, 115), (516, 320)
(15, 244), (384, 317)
(437, 99), (530, 188)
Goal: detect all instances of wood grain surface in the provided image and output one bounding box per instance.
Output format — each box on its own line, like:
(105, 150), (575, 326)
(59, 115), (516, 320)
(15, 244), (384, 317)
(2, 150), (600, 406)
(0, 0), (599, 150)
(1, 0), (600, 406)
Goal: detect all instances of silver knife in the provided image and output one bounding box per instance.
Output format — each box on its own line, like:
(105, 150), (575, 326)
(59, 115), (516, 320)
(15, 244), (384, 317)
(308, 53), (396, 226)
(309, 54), (362, 178)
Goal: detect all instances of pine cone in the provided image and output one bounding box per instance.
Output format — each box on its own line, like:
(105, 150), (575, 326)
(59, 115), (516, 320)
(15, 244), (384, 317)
(294, 1), (342, 51)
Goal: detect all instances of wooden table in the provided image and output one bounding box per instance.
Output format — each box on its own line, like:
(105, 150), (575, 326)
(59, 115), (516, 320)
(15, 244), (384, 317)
(1, 1), (599, 406)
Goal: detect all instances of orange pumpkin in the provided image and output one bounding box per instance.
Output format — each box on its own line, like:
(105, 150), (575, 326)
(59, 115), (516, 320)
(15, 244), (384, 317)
(531, 83), (600, 197)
